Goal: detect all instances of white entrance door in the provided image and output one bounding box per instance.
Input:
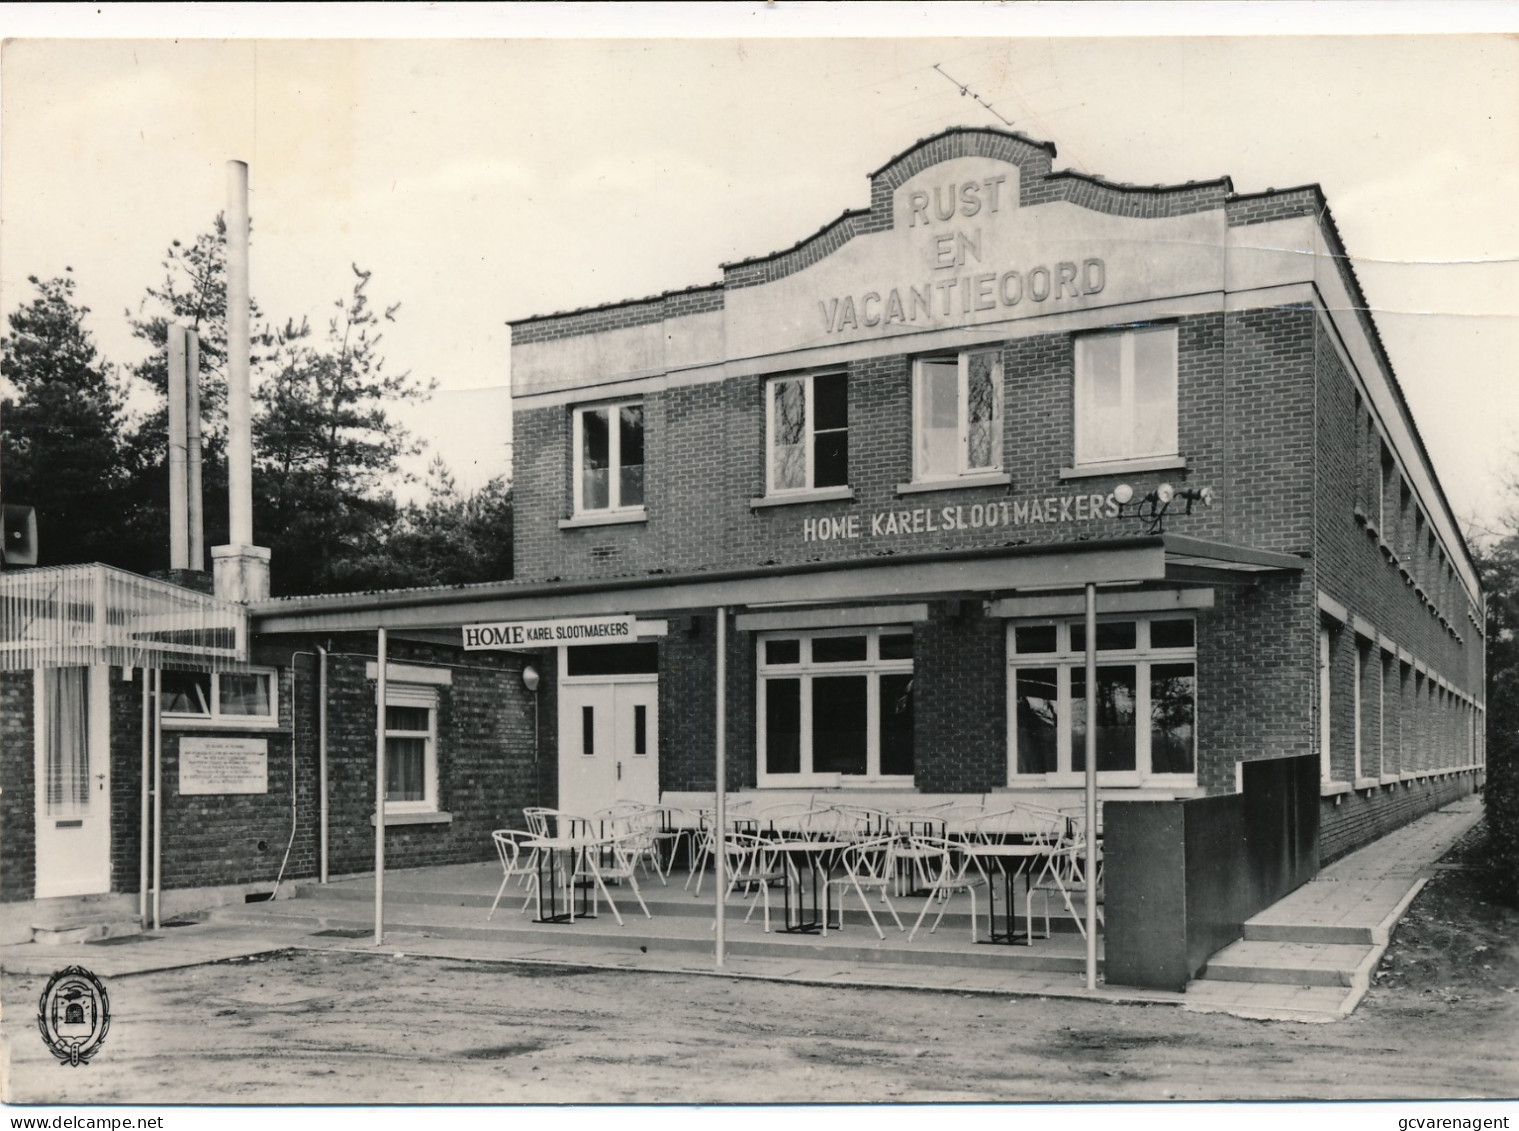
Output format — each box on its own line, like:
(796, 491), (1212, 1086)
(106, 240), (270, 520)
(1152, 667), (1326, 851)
(34, 666), (112, 898)
(558, 680), (659, 817)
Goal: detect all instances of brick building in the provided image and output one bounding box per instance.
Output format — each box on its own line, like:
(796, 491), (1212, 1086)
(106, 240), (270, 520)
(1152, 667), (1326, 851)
(0, 127), (1484, 975)
(497, 126), (1485, 849)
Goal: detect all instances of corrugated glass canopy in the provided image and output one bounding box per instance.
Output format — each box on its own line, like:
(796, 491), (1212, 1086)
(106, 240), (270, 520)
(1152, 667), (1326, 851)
(0, 564), (247, 672)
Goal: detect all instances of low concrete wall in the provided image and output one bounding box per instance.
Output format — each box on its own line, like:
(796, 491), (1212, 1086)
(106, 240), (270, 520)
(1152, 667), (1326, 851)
(1104, 754), (1319, 991)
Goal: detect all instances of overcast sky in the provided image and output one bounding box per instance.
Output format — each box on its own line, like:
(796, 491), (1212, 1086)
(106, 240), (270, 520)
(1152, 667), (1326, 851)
(3, 6), (1517, 536)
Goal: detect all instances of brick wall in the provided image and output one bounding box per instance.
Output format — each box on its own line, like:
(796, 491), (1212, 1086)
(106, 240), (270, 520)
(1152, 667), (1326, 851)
(0, 671), (36, 902)
(153, 663), (304, 891)
(1309, 303), (1483, 858)
(911, 603), (1006, 792)
(1319, 769), (1479, 864)
(2, 637), (540, 903)
(109, 669), (146, 896)
(514, 306), (1325, 585)
(306, 636), (537, 878)
(1196, 578), (1315, 794)
(658, 614), (753, 791)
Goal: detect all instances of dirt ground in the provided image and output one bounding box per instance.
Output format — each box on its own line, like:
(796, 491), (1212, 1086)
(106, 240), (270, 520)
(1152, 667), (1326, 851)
(5, 823), (1517, 1105)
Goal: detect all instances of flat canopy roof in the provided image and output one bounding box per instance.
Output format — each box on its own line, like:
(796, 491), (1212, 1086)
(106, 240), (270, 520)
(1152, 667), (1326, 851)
(249, 535), (1304, 637)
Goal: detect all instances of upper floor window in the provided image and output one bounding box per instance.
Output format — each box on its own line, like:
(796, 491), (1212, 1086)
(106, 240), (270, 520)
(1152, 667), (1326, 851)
(1073, 326), (1178, 466)
(767, 372), (848, 494)
(161, 668), (277, 727)
(573, 402), (644, 516)
(913, 350), (1002, 481)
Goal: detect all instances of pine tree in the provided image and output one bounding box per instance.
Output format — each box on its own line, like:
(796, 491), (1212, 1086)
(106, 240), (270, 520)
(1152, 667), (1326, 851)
(253, 264), (434, 595)
(0, 272), (128, 566)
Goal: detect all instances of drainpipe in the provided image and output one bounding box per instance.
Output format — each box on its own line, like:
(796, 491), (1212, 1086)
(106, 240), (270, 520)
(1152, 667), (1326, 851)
(374, 628), (387, 946)
(318, 644), (329, 883)
(139, 671), (150, 925)
(152, 668), (163, 931)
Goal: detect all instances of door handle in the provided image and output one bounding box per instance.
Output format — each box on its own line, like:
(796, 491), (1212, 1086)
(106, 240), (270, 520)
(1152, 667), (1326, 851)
(95, 773), (106, 791)
(617, 761), (622, 781)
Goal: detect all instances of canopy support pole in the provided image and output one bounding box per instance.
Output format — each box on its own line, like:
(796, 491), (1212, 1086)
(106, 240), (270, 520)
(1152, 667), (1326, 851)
(374, 627), (387, 946)
(152, 668), (163, 931)
(1084, 582), (1098, 991)
(318, 644), (329, 883)
(714, 607), (727, 969)
(139, 671), (150, 926)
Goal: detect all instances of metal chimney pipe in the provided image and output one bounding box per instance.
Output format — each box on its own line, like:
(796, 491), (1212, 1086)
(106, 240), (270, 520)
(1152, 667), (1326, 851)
(166, 322), (189, 570)
(226, 160), (253, 547)
(186, 327), (205, 572)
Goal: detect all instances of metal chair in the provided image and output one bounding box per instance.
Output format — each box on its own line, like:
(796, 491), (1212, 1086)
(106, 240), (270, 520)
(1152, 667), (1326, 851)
(594, 802), (667, 883)
(715, 832), (786, 932)
(826, 836), (905, 939)
(487, 830), (541, 920)
(522, 807), (554, 838)
(756, 800), (816, 839)
(905, 834), (983, 942)
(592, 831), (654, 923)
(1027, 824), (1104, 940)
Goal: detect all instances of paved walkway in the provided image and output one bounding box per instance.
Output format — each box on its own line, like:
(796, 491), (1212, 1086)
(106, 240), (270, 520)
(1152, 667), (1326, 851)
(1185, 793), (1484, 1020)
(0, 795), (1484, 1024)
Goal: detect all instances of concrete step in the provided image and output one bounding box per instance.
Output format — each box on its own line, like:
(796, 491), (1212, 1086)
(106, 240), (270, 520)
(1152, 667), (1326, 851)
(1198, 939), (1373, 988)
(214, 896), (1093, 974)
(28, 893), (152, 946)
(1241, 920), (1378, 947)
(32, 918), (146, 946)
(288, 877), (1090, 937)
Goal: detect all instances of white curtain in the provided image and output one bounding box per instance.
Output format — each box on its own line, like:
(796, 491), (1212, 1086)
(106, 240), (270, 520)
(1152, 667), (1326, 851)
(44, 667), (90, 816)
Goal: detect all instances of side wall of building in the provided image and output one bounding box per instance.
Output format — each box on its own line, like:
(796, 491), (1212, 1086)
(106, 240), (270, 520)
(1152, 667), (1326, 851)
(1312, 316), (1482, 861)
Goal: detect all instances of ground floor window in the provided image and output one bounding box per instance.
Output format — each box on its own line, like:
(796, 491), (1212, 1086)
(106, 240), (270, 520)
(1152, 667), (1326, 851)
(757, 627), (913, 786)
(1007, 615), (1196, 786)
(385, 684), (438, 812)
(160, 667), (277, 725)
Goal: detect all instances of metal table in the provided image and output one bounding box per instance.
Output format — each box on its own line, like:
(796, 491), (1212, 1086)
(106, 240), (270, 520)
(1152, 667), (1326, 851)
(768, 840), (842, 934)
(960, 841), (1048, 945)
(529, 834), (607, 924)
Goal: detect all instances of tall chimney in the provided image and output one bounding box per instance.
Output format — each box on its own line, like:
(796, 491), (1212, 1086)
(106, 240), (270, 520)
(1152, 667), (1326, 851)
(166, 321), (189, 570)
(226, 160), (252, 546)
(211, 158), (270, 602)
(186, 327), (205, 572)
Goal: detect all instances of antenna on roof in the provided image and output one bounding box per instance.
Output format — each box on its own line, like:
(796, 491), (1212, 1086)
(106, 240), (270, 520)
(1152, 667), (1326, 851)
(932, 64), (1015, 129)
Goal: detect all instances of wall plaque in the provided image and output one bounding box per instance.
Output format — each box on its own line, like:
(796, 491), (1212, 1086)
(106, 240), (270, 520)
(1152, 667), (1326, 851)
(179, 736), (269, 795)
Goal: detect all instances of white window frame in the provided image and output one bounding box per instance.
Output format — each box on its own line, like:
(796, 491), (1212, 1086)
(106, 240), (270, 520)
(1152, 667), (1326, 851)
(1073, 325), (1179, 467)
(1006, 616), (1197, 788)
(756, 627), (914, 788)
(1352, 635), (1366, 781)
(911, 350), (1003, 482)
(1318, 624), (1333, 782)
(383, 684), (439, 815)
(160, 666), (279, 729)
(765, 372), (848, 496)
(572, 400), (645, 517)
